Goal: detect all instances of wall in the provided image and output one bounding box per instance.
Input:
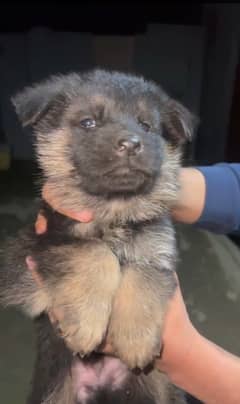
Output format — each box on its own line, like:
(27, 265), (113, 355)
(0, 24), (205, 159)
(196, 4), (240, 164)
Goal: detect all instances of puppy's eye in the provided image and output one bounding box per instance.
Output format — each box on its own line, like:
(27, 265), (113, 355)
(80, 118), (96, 129)
(138, 119), (151, 132)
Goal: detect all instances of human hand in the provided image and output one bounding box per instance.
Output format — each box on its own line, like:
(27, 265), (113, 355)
(155, 276), (198, 376)
(42, 182), (94, 222)
(35, 183), (94, 235)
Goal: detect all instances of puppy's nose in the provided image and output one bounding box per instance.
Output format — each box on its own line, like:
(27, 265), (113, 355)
(117, 136), (142, 155)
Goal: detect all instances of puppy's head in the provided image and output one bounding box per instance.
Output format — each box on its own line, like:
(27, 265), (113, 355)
(12, 70), (197, 221)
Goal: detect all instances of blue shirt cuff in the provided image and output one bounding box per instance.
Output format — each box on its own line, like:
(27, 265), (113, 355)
(195, 163), (240, 234)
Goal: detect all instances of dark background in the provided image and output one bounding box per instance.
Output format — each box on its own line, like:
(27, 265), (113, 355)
(0, 2), (240, 169)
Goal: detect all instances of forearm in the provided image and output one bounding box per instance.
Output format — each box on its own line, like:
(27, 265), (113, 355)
(160, 330), (240, 404)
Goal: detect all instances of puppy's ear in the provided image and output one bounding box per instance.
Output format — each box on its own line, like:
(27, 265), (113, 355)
(162, 99), (198, 145)
(11, 78), (66, 127)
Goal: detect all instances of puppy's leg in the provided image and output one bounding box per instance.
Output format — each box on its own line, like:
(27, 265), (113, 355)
(0, 231), (121, 355)
(109, 264), (176, 369)
(28, 368), (74, 404)
(44, 240), (121, 356)
(27, 315), (75, 404)
(108, 219), (177, 369)
(0, 231), (51, 317)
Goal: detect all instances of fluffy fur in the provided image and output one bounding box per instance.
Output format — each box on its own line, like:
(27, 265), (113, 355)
(0, 69), (196, 403)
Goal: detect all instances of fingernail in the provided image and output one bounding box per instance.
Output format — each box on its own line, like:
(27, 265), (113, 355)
(35, 213), (47, 234)
(74, 210), (94, 223)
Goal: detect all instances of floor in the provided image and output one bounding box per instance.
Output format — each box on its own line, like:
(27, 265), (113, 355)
(0, 163), (240, 403)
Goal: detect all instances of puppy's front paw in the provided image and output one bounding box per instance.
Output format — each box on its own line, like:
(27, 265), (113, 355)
(51, 241), (121, 356)
(109, 267), (163, 369)
(110, 313), (162, 370)
(54, 299), (112, 356)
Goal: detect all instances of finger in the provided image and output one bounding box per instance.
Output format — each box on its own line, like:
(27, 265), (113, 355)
(35, 212), (48, 234)
(42, 183), (94, 223)
(69, 209), (94, 223)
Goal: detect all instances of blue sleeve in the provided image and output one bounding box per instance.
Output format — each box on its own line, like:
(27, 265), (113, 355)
(195, 163), (240, 234)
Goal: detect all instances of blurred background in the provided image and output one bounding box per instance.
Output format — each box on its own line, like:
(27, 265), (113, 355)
(0, 2), (240, 403)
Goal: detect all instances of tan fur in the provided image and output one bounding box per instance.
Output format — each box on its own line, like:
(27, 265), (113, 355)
(109, 266), (163, 369)
(24, 288), (51, 318)
(2, 284), (50, 318)
(47, 241), (121, 355)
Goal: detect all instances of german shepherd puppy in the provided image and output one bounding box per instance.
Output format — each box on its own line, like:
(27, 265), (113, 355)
(0, 69), (196, 403)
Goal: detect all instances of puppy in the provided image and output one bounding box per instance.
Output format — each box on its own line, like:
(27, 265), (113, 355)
(0, 69), (196, 403)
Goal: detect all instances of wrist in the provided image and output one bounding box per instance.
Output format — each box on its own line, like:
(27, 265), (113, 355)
(159, 320), (200, 381)
(162, 327), (202, 385)
(172, 167), (206, 224)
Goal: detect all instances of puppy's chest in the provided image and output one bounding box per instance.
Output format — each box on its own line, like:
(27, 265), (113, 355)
(39, 204), (149, 264)
(71, 221), (138, 265)
(102, 226), (136, 264)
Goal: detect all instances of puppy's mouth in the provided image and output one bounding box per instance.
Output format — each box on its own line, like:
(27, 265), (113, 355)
(76, 160), (159, 197)
(98, 165), (155, 196)
(103, 165), (151, 178)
